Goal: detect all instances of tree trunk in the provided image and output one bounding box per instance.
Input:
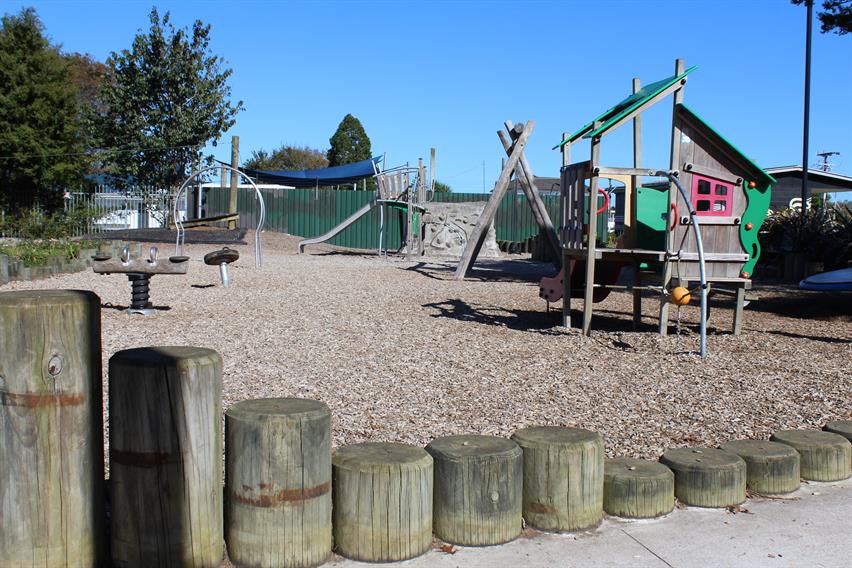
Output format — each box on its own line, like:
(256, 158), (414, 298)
(109, 347), (223, 567)
(511, 426), (604, 531)
(332, 442), (432, 562)
(225, 398), (332, 568)
(0, 290), (105, 568)
(427, 435), (522, 545)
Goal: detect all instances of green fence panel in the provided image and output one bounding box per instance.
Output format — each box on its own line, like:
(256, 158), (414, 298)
(202, 187), (606, 251)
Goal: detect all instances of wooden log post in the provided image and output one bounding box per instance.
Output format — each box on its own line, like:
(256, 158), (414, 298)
(225, 398), (332, 568)
(109, 347), (223, 567)
(332, 442), (432, 562)
(0, 290), (106, 568)
(426, 435), (522, 546)
(824, 420), (852, 443)
(229, 135), (240, 230)
(770, 429), (852, 482)
(511, 427), (604, 531)
(604, 458), (674, 519)
(720, 440), (800, 494)
(659, 447), (746, 508)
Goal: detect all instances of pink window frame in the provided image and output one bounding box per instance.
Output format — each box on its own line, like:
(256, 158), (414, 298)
(690, 174), (732, 217)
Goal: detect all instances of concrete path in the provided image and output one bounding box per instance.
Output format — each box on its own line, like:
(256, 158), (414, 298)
(331, 478), (851, 568)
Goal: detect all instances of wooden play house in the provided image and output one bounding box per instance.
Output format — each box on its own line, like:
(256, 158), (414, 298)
(552, 59), (774, 337)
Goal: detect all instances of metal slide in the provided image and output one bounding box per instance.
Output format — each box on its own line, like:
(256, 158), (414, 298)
(297, 200), (377, 254)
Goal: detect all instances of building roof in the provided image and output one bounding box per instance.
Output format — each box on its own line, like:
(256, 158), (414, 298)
(764, 166), (852, 191)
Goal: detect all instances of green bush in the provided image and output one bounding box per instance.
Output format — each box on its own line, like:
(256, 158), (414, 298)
(0, 240), (93, 267)
(0, 203), (99, 239)
(760, 203), (852, 270)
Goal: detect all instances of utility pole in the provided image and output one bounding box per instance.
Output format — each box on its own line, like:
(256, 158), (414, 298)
(801, 0), (813, 212)
(816, 151), (840, 172)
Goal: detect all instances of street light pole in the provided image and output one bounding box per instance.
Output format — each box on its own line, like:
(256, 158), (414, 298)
(801, 0), (813, 212)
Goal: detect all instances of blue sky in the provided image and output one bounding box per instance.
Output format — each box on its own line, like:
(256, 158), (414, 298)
(8, 0), (852, 191)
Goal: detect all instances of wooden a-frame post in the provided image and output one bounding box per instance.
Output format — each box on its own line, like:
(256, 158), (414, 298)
(453, 121), (535, 280)
(499, 122), (562, 268)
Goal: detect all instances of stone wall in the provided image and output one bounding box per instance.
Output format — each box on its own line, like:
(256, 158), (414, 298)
(421, 202), (501, 259)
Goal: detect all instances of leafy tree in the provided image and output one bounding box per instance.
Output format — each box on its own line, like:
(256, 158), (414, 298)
(792, 0), (852, 34)
(0, 8), (87, 212)
(244, 144), (329, 171)
(64, 52), (108, 170)
(96, 8), (242, 197)
(327, 114), (372, 166)
(432, 180), (452, 193)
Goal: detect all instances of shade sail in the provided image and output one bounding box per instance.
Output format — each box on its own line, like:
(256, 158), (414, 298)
(231, 156), (383, 187)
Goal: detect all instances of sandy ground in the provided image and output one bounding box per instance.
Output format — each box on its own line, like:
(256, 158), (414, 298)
(2, 231), (850, 459)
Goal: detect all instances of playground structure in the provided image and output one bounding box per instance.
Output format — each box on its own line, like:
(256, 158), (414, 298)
(548, 59), (775, 345)
(174, 164), (266, 268)
(92, 244), (189, 315)
(453, 120), (562, 280)
(297, 159), (430, 258)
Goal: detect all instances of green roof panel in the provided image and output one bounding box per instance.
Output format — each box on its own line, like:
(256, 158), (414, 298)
(554, 66), (698, 150)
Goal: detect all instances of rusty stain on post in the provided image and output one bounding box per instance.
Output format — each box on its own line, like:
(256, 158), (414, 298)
(0, 391), (84, 407)
(230, 481), (331, 507)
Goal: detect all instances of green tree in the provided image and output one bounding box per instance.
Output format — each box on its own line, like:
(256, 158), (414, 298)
(432, 180), (452, 193)
(792, 0), (852, 34)
(244, 144), (329, 171)
(96, 8), (242, 195)
(327, 114), (372, 166)
(0, 8), (87, 212)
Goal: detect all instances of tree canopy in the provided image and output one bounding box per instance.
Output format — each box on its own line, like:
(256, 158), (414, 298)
(432, 180), (452, 193)
(0, 8), (87, 211)
(244, 144), (329, 171)
(327, 114), (372, 167)
(793, 0), (852, 34)
(95, 8), (243, 192)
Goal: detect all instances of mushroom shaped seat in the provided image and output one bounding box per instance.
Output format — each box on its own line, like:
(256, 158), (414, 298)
(204, 248), (239, 266)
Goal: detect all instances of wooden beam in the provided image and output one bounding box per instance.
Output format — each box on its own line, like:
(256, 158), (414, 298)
(229, 135), (240, 230)
(499, 123), (561, 267)
(659, 58), (686, 337)
(453, 121), (535, 280)
(583, 123), (602, 336)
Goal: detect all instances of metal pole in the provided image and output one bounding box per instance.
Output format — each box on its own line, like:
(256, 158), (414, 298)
(801, 0), (813, 211)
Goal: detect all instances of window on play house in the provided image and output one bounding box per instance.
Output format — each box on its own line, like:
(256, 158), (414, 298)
(690, 174), (732, 217)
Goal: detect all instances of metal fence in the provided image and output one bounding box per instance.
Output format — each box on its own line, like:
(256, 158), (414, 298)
(200, 186), (564, 250)
(63, 187), (175, 236)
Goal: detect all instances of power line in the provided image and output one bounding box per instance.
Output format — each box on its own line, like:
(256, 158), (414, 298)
(0, 144), (199, 161)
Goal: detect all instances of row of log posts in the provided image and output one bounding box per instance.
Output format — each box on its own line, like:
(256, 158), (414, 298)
(2, 289), (850, 567)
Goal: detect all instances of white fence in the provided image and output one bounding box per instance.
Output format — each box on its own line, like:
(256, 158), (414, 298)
(64, 187), (187, 236)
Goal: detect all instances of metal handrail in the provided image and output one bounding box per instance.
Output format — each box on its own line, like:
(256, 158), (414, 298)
(173, 165), (265, 268)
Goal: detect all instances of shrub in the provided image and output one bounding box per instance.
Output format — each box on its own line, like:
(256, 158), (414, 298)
(760, 203), (852, 270)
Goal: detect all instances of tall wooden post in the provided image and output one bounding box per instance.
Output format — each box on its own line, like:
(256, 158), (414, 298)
(229, 135), (240, 230)
(429, 147), (436, 192)
(659, 58), (685, 336)
(109, 347), (223, 568)
(561, 132), (572, 328)
(632, 77), (643, 326)
(583, 123), (602, 335)
(0, 290), (105, 567)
